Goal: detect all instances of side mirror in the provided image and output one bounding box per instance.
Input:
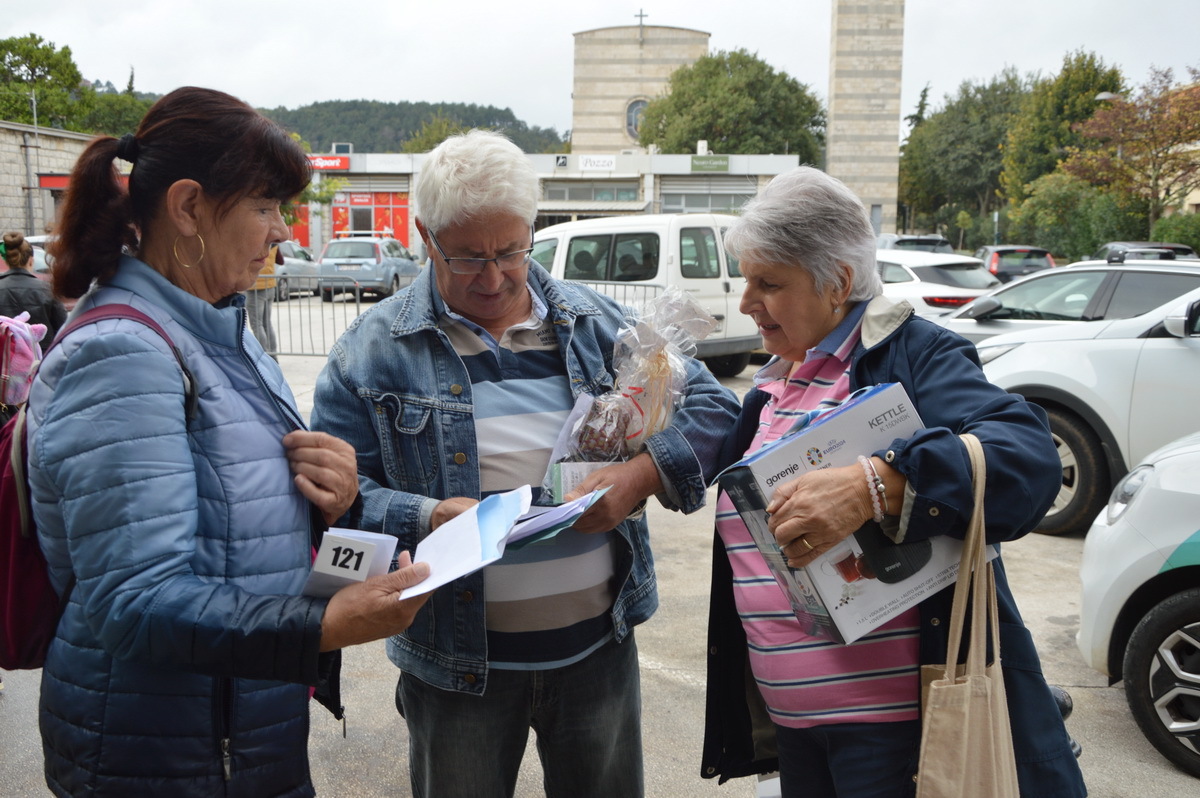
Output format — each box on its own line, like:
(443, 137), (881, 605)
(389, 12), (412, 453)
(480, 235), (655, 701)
(1163, 299), (1200, 338)
(961, 295), (1002, 320)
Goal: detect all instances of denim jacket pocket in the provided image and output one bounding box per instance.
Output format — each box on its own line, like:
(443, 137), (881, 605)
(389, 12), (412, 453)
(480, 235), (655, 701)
(372, 393), (440, 492)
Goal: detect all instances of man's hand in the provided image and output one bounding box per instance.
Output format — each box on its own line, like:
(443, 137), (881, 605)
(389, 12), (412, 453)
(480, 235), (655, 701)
(562, 453), (662, 533)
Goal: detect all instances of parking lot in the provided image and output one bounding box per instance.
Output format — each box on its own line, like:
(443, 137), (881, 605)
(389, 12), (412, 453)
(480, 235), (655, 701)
(1, 319), (1197, 797)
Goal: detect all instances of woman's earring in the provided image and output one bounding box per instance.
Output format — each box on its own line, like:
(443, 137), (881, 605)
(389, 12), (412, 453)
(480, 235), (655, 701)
(172, 233), (206, 269)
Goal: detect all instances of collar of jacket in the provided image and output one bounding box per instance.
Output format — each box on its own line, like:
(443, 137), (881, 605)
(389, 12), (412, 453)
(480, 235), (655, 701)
(385, 260), (607, 339)
(860, 294), (916, 350)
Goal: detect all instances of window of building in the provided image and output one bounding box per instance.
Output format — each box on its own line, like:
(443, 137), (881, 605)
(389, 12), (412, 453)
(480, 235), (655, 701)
(660, 192), (756, 214)
(544, 181), (640, 203)
(626, 99), (649, 140)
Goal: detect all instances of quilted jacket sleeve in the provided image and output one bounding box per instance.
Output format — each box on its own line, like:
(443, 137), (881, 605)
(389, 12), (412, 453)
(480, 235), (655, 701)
(32, 331), (327, 684)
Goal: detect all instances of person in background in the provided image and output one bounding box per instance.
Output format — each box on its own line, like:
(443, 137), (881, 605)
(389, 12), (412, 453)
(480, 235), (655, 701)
(26, 86), (431, 797)
(244, 242), (279, 357)
(0, 231), (67, 342)
(310, 129), (740, 798)
(701, 166), (1086, 797)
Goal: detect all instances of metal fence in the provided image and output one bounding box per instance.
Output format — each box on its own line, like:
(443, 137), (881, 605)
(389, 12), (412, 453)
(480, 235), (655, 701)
(265, 278), (666, 358)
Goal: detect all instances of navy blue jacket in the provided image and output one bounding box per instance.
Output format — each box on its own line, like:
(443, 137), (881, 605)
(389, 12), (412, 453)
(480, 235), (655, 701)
(701, 297), (1087, 796)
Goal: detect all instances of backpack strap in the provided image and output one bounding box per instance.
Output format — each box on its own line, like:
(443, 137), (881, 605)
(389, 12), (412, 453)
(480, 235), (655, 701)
(52, 304), (199, 421)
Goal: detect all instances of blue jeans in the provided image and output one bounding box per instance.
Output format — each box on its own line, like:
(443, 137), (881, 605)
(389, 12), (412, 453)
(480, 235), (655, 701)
(775, 719), (920, 798)
(396, 634), (644, 798)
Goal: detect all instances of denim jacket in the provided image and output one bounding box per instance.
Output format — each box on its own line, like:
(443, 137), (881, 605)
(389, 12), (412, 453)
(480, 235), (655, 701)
(311, 263), (739, 694)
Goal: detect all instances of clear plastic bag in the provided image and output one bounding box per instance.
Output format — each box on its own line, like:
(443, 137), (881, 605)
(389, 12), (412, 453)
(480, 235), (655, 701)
(541, 287), (717, 501)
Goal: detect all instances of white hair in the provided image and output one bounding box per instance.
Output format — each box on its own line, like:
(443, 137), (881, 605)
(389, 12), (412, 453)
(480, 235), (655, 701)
(414, 129), (539, 233)
(724, 166), (881, 300)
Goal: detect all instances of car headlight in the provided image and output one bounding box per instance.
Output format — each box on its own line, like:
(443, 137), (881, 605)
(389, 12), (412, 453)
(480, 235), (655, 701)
(1106, 463), (1154, 524)
(976, 343), (1019, 365)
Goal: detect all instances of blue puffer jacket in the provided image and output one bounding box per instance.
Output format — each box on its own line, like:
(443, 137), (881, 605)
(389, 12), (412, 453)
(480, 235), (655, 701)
(27, 258), (329, 797)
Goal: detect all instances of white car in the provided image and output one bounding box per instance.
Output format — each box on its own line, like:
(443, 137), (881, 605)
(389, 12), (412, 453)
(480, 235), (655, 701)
(937, 260), (1200, 344)
(978, 285), (1200, 536)
(876, 250), (999, 317)
(1078, 430), (1200, 777)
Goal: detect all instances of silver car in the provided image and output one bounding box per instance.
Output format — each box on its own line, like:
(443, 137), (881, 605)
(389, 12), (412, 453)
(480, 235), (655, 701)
(317, 233), (421, 301)
(274, 240), (317, 300)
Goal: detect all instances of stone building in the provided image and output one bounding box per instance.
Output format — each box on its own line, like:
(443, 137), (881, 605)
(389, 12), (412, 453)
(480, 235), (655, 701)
(825, 0), (904, 234)
(570, 23), (709, 154)
(0, 121), (98, 236)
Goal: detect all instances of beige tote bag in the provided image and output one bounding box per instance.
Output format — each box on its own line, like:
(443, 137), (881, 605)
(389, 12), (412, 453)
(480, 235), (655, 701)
(916, 433), (1020, 798)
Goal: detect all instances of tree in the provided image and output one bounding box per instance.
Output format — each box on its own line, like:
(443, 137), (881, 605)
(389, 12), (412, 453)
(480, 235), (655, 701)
(1153, 211), (1200, 255)
(638, 48), (824, 161)
(78, 70), (152, 135)
(1062, 66), (1200, 234)
(900, 69), (1031, 223)
(401, 113), (467, 153)
(0, 33), (84, 129)
(1008, 172), (1147, 261)
(1000, 51), (1124, 203)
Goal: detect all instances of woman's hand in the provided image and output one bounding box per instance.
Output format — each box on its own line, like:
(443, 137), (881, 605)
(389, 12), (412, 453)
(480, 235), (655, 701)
(283, 430), (359, 525)
(319, 551), (431, 651)
(766, 464), (874, 568)
(562, 453), (662, 533)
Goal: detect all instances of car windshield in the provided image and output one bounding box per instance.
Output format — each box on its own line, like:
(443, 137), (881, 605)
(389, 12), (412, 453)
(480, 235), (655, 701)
(910, 262), (1000, 289)
(980, 271), (1107, 321)
(325, 241), (377, 259)
(997, 250), (1053, 269)
(894, 238), (954, 254)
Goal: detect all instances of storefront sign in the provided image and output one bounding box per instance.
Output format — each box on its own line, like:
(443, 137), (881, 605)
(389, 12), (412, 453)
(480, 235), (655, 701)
(348, 193), (373, 205)
(579, 155), (617, 171)
(308, 155), (351, 170)
(691, 155), (730, 173)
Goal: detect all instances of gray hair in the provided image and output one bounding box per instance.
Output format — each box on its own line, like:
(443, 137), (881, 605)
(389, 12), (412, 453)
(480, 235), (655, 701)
(725, 166), (881, 300)
(413, 129), (540, 233)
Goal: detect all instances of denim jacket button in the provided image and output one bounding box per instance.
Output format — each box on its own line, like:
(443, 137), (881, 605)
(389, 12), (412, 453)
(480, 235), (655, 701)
(463, 673), (477, 685)
(928, 507), (939, 517)
(885, 450), (897, 463)
(450, 384), (463, 395)
(454, 452), (467, 465)
(460, 590), (474, 602)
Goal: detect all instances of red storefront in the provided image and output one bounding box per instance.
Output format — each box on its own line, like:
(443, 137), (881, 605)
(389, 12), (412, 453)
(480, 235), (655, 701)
(309, 154), (411, 248)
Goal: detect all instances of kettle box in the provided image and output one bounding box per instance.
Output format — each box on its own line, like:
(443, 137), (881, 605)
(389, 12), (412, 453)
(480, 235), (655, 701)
(717, 382), (968, 644)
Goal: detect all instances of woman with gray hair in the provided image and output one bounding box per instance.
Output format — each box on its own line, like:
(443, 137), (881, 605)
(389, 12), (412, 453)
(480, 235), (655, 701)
(701, 166), (1085, 796)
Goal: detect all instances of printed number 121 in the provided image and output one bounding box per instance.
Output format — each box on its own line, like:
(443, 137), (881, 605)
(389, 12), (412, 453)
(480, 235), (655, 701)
(330, 546), (364, 571)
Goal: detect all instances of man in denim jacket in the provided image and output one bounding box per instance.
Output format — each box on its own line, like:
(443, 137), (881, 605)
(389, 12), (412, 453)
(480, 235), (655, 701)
(311, 130), (739, 798)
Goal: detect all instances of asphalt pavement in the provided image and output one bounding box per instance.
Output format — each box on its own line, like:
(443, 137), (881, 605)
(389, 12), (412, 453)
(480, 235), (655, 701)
(1, 359), (1195, 797)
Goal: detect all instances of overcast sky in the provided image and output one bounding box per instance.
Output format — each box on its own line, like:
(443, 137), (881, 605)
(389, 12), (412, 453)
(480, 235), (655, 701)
(9, 0), (1199, 138)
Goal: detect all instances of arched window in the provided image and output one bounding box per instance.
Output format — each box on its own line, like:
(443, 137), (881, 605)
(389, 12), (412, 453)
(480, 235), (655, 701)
(626, 99), (648, 140)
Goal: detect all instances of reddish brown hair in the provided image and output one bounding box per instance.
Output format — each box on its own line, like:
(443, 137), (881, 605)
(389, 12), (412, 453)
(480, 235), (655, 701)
(52, 86), (311, 298)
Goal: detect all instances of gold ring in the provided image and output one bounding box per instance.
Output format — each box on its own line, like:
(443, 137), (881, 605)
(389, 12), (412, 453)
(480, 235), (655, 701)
(800, 537), (814, 552)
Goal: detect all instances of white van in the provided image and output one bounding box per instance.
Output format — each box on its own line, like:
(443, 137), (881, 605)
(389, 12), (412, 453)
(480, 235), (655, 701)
(531, 214), (760, 377)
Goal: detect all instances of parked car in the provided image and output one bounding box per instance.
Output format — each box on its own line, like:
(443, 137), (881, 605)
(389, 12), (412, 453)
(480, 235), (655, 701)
(876, 233), (954, 253)
(532, 213), (760, 377)
(1092, 241), (1198, 262)
(316, 232), (421, 301)
(977, 285), (1200, 536)
(937, 260), (1200, 343)
(876, 250), (999, 317)
(1107, 247), (1179, 262)
(1078, 430), (1200, 777)
(972, 245), (1055, 283)
(274, 240), (317, 300)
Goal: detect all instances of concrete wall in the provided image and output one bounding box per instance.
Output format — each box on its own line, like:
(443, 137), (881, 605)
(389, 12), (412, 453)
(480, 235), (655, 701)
(571, 25), (709, 154)
(825, 0), (904, 234)
(0, 121), (95, 236)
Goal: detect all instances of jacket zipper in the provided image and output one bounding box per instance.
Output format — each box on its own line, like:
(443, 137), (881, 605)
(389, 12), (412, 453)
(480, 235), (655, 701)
(215, 676), (233, 781)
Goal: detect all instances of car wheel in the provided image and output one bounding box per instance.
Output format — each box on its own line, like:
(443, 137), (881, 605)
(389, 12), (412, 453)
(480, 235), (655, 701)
(382, 275), (400, 298)
(704, 351), (753, 378)
(1122, 589), (1200, 777)
(321, 288), (334, 303)
(275, 278), (288, 301)
(1035, 408), (1107, 536)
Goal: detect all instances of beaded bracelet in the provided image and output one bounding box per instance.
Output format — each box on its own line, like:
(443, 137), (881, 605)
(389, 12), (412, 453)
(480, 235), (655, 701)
(857, 455), (886, 523)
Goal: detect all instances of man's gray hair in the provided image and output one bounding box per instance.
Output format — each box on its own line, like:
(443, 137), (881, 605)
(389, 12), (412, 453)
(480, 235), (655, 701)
(724, 166), (882, 300)
(414, 129), (540, 234)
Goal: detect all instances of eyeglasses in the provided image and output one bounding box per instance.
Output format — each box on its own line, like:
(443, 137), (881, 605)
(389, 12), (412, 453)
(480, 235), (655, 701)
(427, 228), (534, 275)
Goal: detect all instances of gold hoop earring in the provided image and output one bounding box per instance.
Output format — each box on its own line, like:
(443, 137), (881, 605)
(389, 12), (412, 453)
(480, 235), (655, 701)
(172, 233), (206, 269)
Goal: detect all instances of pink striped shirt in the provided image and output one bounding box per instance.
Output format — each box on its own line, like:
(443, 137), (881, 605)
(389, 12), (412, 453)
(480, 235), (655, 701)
(716, 306), (920, 728)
